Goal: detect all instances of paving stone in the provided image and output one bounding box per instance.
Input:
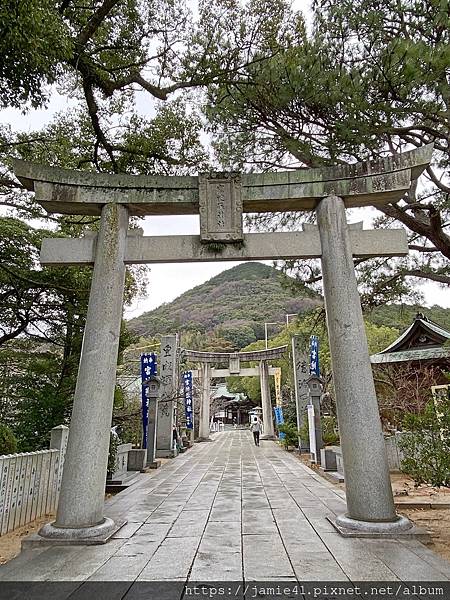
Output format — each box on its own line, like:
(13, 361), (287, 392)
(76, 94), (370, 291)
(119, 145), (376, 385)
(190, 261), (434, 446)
(137, 536), (200, 580)
(283, 536), (330, 558)
(292, 552), (349, 581)
(243, 534), (294, 579)
(114, 540), (160, 558)
(3, 546), (84, 581)
(145, 509), (181, 524)
(0, 548), (48, 580)
(398, 539), (450, 578)
(168, 519), (208, 538)
(204, 521), (241, 537)
(112, 521), (143, 539)
(199, 534), (241, 554)
(190, 550), (242, 581)
(242, 509), (277, 535)
(88, 555), (150, 581)
(319, 533), (401, 581)
(4, 430), (449, 587)
(364, 539), (450, 581)
(209, 507), (241, 522)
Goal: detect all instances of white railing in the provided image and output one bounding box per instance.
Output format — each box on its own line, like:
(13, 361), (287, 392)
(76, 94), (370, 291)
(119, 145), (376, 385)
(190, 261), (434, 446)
(0, 425), (68, 536)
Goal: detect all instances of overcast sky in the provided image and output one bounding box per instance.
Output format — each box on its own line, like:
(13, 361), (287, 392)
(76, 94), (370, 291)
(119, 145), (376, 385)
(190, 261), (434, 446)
(1, 0), (449, 319)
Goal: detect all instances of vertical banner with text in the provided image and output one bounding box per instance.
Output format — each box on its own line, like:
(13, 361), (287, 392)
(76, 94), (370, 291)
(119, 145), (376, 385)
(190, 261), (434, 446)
(309, 335), (320, 376)
(273, 405), (285, 440)
(183, 371), (194, 430)
(274, 367), (282, 407)
(141, 352), (157, 449)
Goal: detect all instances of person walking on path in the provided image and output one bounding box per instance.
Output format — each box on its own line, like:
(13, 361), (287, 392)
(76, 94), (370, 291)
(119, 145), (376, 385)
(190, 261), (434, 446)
(250, 419), (262, 446)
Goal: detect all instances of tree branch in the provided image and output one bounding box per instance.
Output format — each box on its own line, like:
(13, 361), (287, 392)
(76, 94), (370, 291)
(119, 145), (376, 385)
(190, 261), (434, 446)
(404, 269), (450, 285)
(75, 0), (122, 47)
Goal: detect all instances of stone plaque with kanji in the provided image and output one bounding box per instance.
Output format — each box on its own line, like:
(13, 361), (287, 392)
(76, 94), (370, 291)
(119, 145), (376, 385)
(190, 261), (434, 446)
(199, 174), (243, 243)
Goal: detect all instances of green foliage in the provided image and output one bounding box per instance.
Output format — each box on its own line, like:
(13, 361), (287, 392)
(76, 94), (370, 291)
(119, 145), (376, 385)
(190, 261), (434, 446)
(205, 0), (450, 300)
(321, 416), (340, 446)
(0, 423), (17, 455)
(0, 0), (71, 108)
(365, 321), (399, 355)
(228, 374), (262, 403)
(278, 422), (300, 450)
(298, 420), (310, 448)
(368, 305), (450, 333)
(218, 324), (257, 351)
(399, 395), (450, 488)
(0, 214), (144, 451)
(107, 432), (120, 477)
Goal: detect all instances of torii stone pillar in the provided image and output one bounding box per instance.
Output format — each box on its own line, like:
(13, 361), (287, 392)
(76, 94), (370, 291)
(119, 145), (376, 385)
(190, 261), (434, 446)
(316, 196), (411, 534)
(40, 203), (129, 541)
(198, 362), (212, 441)
(259, 360), (275, 439)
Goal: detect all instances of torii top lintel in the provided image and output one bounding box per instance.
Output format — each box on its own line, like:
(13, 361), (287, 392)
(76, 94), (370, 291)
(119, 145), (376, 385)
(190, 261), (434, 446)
(181, 345), (288, 364)
(12, 145), (433, 217)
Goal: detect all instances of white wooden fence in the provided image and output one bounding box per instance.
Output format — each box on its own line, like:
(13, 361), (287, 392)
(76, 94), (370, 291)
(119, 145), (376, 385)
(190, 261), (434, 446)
(0, 425), (68, 535)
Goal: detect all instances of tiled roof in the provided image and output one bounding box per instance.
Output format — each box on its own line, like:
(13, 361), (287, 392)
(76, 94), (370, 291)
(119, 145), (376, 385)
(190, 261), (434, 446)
(379, 316), (450, 354)
(371, 346), (450, 364)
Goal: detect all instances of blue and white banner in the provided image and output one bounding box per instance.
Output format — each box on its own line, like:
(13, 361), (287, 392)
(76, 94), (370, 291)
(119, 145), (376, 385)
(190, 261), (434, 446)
(273, 406), (284, 425)
(141, 352), (157, 449)
(141, 352), (157, 382)
(273, 406), (285, 440)
(309, 335), (320, 376)
(183, 371), (194, 430)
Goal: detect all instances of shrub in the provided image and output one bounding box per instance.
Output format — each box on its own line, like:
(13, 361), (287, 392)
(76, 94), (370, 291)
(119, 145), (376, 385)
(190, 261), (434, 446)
(107, 432), (119, 478)
(0, 424), (18, 455)
(322, 415), (340, 445)
(399, 395), (450, 488)
(278, 422), (300, 450)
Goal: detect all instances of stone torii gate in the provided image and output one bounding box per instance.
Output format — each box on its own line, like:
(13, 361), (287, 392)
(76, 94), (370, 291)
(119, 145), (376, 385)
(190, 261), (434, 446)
(182, 345), (288, 441)
(12, 144), (432, 543)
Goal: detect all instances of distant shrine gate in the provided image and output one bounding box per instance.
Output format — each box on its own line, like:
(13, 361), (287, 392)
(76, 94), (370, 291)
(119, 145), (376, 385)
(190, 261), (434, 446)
(183, 345), (288, 442)
(12, 144), (433, 543)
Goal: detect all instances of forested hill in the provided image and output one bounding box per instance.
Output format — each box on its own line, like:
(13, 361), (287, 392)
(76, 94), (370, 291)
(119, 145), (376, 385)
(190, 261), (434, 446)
(128, 262), (321, 349)
(368, 303), (450, 332)
(128, 261), (450, 351)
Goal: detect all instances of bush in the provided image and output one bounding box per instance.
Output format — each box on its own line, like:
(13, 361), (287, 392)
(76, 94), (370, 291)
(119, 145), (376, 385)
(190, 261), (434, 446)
(399, 395), (450, 488)
(322, 415), (340, 445)
(278, 422), (300, 450)
(107, 432), (119, 478)
(0, 424), (18, 455)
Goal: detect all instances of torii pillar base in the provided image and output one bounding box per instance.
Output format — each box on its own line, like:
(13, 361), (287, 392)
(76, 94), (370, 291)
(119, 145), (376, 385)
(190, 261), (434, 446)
(328, 514), (414, 538)
(26, 518), (127, 547)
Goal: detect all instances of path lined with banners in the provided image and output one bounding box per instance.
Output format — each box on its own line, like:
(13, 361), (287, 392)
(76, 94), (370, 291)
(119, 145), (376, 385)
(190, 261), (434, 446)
(1, 430), (450, 598)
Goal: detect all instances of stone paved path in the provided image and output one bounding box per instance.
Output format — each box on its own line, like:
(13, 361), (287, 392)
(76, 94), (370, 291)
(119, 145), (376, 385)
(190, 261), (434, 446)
(1, 430), (450, 592)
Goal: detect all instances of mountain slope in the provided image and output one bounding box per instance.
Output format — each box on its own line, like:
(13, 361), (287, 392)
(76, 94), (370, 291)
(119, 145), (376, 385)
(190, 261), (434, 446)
(128, 262), (321, 347)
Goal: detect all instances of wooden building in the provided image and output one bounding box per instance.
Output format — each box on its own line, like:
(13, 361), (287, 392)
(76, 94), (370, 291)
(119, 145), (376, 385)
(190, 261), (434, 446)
(370, 313), (450, 372)
(210, 385), (256, 425)
(370, 313), (450, 423)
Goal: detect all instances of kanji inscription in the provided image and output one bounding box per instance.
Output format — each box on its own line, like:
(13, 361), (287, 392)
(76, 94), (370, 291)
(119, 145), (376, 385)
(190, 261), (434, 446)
(199, 173), (243, 243)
